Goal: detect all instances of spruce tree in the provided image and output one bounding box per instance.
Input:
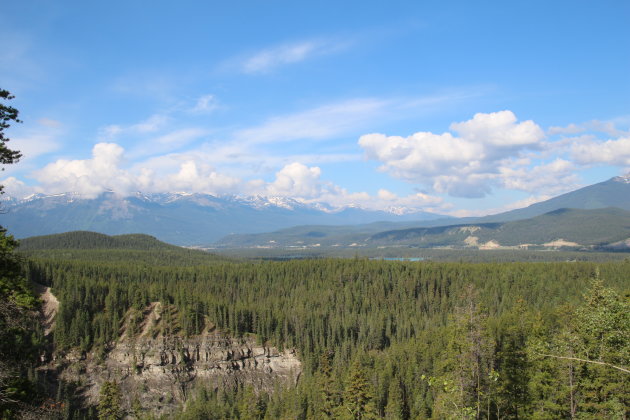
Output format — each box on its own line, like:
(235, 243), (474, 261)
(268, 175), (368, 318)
(384, 378), (405, 420)
(97, 381), (123, 420)
(343, 359), (378, 420)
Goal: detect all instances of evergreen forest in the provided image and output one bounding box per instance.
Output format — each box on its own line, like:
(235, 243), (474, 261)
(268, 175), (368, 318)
(1, 232), (627, 419)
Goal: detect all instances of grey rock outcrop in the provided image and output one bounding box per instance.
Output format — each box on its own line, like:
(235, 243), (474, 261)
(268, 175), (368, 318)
(51, 302), (301, 418)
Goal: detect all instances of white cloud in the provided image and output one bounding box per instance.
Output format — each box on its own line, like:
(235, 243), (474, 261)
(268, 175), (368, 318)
(155, 161), (241, 194)
(31, 142), (242, 198)
(235, 98), (389, 145)
(25, 141), (446, 213)
(34, 143), (134, 198)
(571, 136), (630, 167)
(190, 94), (219, 114)
(548, 123), (586, 135)
(240, 40), (347, 74)
(6, 118), (64, 171)
(447, 194), (553, 218)
(126, 128), (208, 159)
(450, 110), (544, 149)
(0, 176), (35, 197)
(359, 111), (546, 198)
(548, 119), (630, 138)
(266, 162), (322, 198)
(153, 128), (207, 148)
(99, 114), (170, 140)
(12, 132), (60, 161)
(499, 158), (579, 195)
(315, 187), (445, 214)
(250, 163), (445, 213)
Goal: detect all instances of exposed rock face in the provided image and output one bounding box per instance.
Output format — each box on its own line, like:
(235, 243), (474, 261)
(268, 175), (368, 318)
(49, 302), (301, 417)
(94, 333), (300, 416)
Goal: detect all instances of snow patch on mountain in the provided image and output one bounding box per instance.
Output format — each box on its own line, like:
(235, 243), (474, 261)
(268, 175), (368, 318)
(2, 191), (418, 216)
(612, 174), (630, 184)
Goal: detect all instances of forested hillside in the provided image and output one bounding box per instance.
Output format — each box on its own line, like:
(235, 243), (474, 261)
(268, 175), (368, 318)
(15, 239), (630, 419)
(18, 231), (230, 266)
(18, 231), (182, 251)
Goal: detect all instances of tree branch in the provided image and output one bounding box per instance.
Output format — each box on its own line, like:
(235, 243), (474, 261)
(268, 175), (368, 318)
(535, 353), (630, 374)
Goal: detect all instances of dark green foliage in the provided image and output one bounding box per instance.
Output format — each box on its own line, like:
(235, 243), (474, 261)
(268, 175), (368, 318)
(16, 238), (630, 418)
(384, 378), (405, 420)
(317, 350), (339, 419)
(0, 228), (42, 417)
(371, 207), (630, 247)
(19, 231), (185, 251)
(0, 89), (22, 180)
(343, 359), (378, 419)
(97, 381), (123, 420)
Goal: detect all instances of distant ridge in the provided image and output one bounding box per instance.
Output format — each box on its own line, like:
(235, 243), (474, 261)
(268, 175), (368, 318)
(18, 231), (180, 251)
(482, 175), (630, 222)
(1, 192), (447, 246)
(217, 207), (630, 250)
(5, 176), (630, 247)
(370, 207), (630, 248)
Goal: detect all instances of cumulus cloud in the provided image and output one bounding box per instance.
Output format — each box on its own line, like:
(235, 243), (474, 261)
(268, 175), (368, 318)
(450, 110), (544, 149)
(359, 111), (546, 197)
(316, 187), (445, 214)
(266, 163), (322, 197)
(32, 142), (242, 198)
(571, 136), (630, 167)
(155, 161), (240, 194)
(23, 143), (446, 214)
(250, 163), (445, 212)
(0, 176), (35, 197)
(34, 143), (134, 198)
(499, 158), (579, 195)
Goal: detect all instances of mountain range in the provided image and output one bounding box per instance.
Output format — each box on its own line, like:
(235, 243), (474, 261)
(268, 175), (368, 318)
(0, 191), (444, 246)
(3, 175), (630, 249)
(217, 176), (630, 250)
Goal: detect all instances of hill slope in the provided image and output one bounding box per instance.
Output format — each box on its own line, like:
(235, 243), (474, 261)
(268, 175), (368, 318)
(217, 207), (630, 250)
(216, 176), (630, 249)
(370, 207), (630, 249)
(484, 175), (630, 222)
(18, 231), (181, 251)
(17, 231), (230, 265)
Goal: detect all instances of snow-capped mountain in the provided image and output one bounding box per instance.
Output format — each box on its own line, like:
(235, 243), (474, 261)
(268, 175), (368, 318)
(0, 191), (445, 246)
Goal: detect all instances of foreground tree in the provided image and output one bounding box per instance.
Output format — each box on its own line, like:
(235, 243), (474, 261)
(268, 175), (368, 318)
(0, 89), (22, 191)
(0, 89), (41, 418)
(529, 279), (629, 418)
(431, 285), (495, 419)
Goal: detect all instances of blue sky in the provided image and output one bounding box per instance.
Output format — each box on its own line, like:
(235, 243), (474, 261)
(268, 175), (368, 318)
(1, 1), (629, 216)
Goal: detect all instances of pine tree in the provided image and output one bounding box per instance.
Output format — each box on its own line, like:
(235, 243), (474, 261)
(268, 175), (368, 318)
(343, 359), (378, 420)
(384, 378), (405, 420)
(97, 381), (123, 420)
(318, 350), (339, 418)
(239, 385), (267, 420)
(495, 300), (532, 418)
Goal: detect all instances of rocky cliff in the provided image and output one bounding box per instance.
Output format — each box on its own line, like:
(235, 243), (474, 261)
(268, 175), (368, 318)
(43, 299), (301, 417)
